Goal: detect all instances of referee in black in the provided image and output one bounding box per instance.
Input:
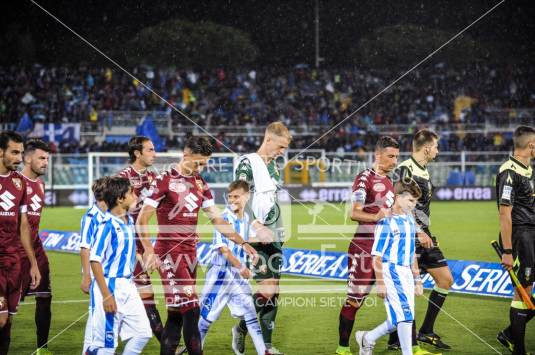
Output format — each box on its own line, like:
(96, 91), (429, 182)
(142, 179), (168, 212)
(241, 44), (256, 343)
(496, 126), (535, 355)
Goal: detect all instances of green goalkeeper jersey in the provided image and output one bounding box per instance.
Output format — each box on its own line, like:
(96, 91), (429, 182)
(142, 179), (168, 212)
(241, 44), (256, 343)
(235, 156), (284, 251)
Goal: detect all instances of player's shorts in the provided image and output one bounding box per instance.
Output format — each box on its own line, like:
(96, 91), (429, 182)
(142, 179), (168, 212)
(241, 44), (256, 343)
(0, 254), (22, 315)
(251, 244), (282, 281)
(417, 228), (448, 273)
(199, 265), (256, 322)
(382, 262), (415, 327)
(158, 249), (198, 312)
(346, 239), (375, 304)
(511, 225), (535, 287)
(20, 250), (51, 300)
(87, 277), (152, 350)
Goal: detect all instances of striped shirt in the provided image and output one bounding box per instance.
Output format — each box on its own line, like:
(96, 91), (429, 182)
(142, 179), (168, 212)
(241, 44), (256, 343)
(89, 213), (137, 279)
(208, 208), (250, 268)
(79, 203), (106, 249)
(372, 214), (416, 266)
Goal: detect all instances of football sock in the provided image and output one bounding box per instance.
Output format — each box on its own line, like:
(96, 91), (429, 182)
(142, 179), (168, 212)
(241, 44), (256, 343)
(397, 321), (413, 355)
(160, 310), (182, 355)
(244, 316), (267, 354)
(503, 306), (535, 337)
(388, 330), (399, 345)
(35, 296), (52, 348)
(0, 319), (12, 355)
(198, 316), (212, 346)
(144, 302), (163, 342)
(338, 299), (360, 347)
(182, 307), (203, 355)
(510, 301), (528, 355)
(365, 320), (392, 343)
(412, 320), (418, 346)
(238, 292), (268, 334)
(123, 335), (151, 354)
(419, 287), (448, 334)
(258, 294), (278, 346)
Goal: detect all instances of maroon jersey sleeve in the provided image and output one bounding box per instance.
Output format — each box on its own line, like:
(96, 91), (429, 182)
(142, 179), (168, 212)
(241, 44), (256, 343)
(351, 170), (372, 206)
(200, 178), (215, 209)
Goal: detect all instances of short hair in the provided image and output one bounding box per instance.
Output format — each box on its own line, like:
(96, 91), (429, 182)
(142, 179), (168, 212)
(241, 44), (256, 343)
(375, 136), (399, 151)
(128, 136), (151, 163)
(394, 180), (422, 199)
(266, 121), (292, 141)
(0, 131), (24, 151)
(513, 126), (535, 149)
(24, 138), (50, 154)
(92, 176), (110, 202)
(102, 177), (132, 209)
(413, 129), (439, 151)
(185, 136), (213, 156)
(228, 180), (250, 193)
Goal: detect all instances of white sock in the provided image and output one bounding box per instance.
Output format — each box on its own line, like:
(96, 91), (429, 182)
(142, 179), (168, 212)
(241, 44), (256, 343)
(198, 316), (212, 347)
(244, 317), (267, 355)
(95, 348), (115, 355)
(365, 320), (392, 343)
(397, 321), (413, 355)
(122, 336), (151, 354)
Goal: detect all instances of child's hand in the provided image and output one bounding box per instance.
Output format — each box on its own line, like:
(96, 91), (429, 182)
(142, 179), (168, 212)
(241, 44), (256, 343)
(103, 294), (117, 314)
(240, 266), (253, 279)
(415, 281), (424, 296)
(80, 274), (91, 294)
(375, 281), (387, 299)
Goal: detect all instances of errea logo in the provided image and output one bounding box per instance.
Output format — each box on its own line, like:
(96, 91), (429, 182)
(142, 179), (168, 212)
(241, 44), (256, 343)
(0, 191), (15, 211)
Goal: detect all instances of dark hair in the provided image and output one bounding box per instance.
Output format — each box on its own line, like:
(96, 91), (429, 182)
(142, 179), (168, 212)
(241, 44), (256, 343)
(92, 176), (110, 202)
(0, 131), (24, 151)
(375, 136), (399, 151)
(24, 138), (50, 154)
(185, 136), (213, 156)
(513, 126), (535, 149)
(228, 180), (250, 193)
(102, 177), (132, 209)
(413, 129), (439, 151)
(394, 180), (422, 199)
(128, 136), (151, 163)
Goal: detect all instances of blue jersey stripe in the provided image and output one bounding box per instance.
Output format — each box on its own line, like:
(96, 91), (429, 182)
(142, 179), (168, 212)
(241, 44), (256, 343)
(372, 214), (416, 266)
(200, 269), (227, 319)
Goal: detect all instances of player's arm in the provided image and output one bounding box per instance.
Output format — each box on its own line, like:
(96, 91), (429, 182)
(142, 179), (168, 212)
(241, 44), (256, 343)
(349, 185), (389, 222)
(79, 215), (93, 293)
(414, 220), (433, 249)
(90, 261), (117, 314)
(136, 204), (159, 271)
(203, 205), (258, 260)
(496, 172), (515, 270)
(372, 256), (386, 298)
(219, 246), (252, 279)
(412, 254), (423, 296)
(20, 212), (41, 289)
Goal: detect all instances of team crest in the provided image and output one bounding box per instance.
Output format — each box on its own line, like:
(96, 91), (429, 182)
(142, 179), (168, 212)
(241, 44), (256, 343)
(195, 178), (204, 191)
(0, 184), (2, 191)
(27, 186), (33, 195)
(12, 178), (22, 191)
(183, 285), (194, 297)
(0, 296), (4, 310)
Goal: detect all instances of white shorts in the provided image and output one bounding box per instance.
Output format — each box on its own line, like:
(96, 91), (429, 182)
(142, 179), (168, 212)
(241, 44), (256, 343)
(199, 265), (256, 322)
(383, 263), (415, 327)
(87, 277), (152, 350)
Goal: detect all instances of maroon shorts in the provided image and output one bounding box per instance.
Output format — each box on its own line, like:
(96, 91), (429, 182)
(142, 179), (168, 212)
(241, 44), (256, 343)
(20, 250), (51, 300)
(133, 260), (154, 290)
(346, 238), (375, 303)
(0, 254), (22, 315)
(157, 249), (198, 312)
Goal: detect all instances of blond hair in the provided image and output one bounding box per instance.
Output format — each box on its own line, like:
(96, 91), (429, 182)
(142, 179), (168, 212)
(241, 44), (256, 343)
(266, 121), (292, 141)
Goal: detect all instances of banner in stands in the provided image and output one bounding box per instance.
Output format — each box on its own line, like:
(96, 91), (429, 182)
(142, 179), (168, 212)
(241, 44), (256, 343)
(39, 230), (513, 298)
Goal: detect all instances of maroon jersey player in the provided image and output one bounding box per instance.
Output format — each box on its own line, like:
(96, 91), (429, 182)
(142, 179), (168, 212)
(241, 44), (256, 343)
(0, 131), (41, 354)
(19, 139), (53, 352)
(137, 136), (257, 355)
(335, 136), (399, 354)
(117, 135), (163, 342)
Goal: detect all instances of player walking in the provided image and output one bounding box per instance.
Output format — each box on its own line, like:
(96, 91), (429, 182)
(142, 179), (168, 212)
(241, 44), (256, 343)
(495, 126), (535, 355)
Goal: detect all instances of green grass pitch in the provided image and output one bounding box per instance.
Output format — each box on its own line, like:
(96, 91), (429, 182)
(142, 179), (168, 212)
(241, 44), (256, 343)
(11, 202), (534, 354)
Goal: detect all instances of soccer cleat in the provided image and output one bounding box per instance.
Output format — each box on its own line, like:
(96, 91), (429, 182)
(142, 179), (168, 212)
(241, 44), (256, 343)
(496, 329), (514, 353)
(387, 340), (400, 350)
(417, 332), (451, 350)
(175, 345), (187, 355)
(334, 346), (353, 355)
(265, 346), (284, 354)
(355, 331), (375, 355)
(412, 345), (442, 355)
(231, 325), (246, 355)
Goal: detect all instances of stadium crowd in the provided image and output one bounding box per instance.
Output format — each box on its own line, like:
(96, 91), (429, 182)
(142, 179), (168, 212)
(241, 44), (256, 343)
(1, 63), (534, 153)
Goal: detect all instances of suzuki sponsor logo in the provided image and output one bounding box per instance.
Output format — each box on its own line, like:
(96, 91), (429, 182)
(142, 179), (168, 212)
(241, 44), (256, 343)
(0, 191), (15, 211)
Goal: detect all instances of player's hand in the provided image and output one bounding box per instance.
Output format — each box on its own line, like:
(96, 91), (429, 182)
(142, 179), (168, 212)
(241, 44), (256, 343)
(30, 263), (41, 290)
(255, 225), (275, 245)
(501, 253), (513, 271)
(103, 294), (117, 314)
(239, 266), (253, 279)
(417, 232), (433, 249)
(375, 281), (387, 299)
(375, 208), (391, 221)
(143, 250), (161, 272)
(80, 274), (91, 294)
(415, 281), (424, 296)
(243, 243), (259, 265)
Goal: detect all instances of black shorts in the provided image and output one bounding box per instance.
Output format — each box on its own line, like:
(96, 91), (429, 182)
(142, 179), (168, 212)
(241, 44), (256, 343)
(417, 228), (448, 273)
(511, 225), (535, 287)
